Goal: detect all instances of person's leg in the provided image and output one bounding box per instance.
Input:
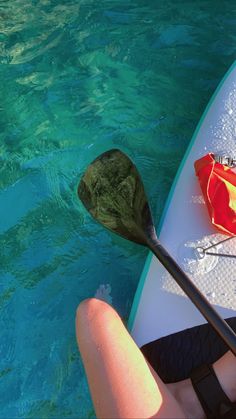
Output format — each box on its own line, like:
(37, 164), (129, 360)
(212, 350), (236, 402)
(168, 349), (236, 419)
(76, 298), (186, 419)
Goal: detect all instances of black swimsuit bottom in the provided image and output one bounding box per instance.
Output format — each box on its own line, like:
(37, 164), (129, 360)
(140, 317), (236, 418)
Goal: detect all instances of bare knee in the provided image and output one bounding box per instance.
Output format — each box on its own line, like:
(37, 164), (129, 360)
(76, 298), (118, 328)
(76, 298), (121, 353)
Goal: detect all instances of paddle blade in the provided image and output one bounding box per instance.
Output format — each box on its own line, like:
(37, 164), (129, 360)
(78, 149), (155, 245)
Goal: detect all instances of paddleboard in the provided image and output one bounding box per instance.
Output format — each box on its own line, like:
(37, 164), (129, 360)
(128, 61), (236, 382)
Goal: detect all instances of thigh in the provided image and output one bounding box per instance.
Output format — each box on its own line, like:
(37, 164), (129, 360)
(76, 298), (186, 419)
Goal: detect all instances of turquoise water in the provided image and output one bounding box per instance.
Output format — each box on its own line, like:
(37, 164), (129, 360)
(0, 0), (235, 417)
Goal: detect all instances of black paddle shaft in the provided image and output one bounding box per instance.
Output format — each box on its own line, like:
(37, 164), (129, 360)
(147, 236), (236, 356)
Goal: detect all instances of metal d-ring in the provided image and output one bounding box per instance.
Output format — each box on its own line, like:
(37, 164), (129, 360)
(195, 247), (206, 259)
(198, 236), (236, 259)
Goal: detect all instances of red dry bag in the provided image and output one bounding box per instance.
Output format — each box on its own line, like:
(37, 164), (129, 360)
(194, 153), (236, 236)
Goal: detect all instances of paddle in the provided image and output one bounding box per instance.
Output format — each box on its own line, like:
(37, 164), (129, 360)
(78, 149), (236, 356)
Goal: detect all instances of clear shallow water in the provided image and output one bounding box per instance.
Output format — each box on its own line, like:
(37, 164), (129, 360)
(0, 0), (235, 417)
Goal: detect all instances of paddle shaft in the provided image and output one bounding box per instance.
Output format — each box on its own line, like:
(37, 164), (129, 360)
(147, 237), (236, 356)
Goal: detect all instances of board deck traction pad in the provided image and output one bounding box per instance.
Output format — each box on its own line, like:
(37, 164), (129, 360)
(128, 61), (236, 381)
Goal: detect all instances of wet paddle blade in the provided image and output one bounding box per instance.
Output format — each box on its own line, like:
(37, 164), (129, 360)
(78, 149), (155, 245)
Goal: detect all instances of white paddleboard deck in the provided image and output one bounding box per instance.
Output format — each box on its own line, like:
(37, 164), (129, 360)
(129, 62), (236, 349)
